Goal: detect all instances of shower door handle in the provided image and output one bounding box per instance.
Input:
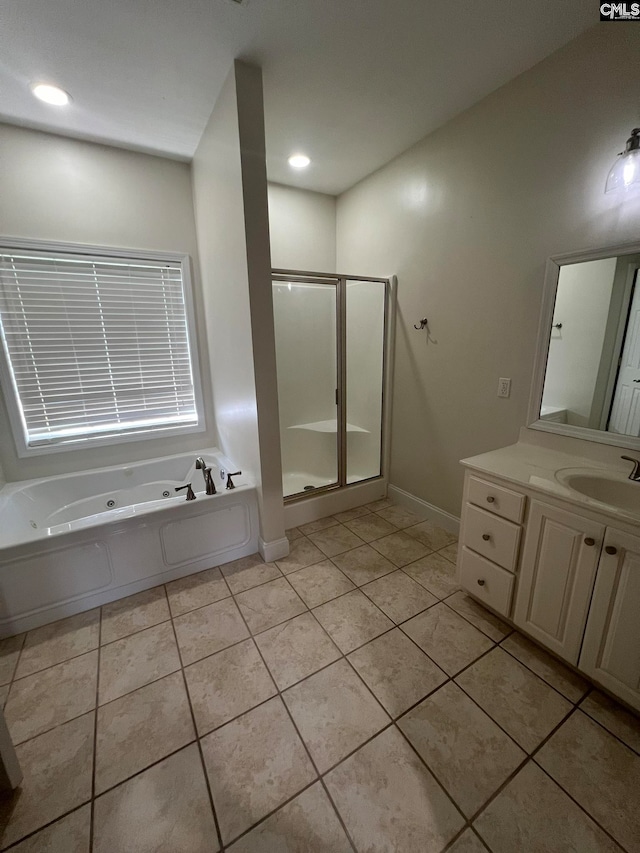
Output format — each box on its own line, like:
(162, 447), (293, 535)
(335, 389), (338, 405)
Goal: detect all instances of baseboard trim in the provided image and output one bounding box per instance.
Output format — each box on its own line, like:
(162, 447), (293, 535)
(387, 484), (460, 535)
(259, 536), (290, 562)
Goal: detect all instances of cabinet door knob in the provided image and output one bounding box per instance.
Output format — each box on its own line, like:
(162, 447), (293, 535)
(477, 579), (486, 586)
(605, 546), (618, 556)
(486, 496), (495, 503)
(482, 533), (491, 541)
(584, 537), (595, 546)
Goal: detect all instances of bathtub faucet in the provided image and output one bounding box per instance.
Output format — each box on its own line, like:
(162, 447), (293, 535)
(175, 483), (196, 501)
(226, 471), (242, 490)
(196, 457), (217, 495)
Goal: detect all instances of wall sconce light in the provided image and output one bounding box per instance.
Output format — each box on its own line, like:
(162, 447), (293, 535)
(605, 128), (640, 194)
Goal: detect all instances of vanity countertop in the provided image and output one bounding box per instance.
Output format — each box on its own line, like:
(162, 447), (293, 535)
(461, 441), (640, 526)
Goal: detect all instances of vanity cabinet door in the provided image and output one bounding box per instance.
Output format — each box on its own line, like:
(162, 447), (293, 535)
(579, 528), (640, 713)
(513, 501), (604, 665)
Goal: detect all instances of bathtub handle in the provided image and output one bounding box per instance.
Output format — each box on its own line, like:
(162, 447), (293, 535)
(226, 472), (242, 490)
(175, 483), (196, 501)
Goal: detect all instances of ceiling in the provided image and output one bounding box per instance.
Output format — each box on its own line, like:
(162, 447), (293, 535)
(0, 0), (595, 195)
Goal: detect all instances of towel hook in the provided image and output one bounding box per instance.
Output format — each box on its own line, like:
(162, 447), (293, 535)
(414, 318), (428, 330)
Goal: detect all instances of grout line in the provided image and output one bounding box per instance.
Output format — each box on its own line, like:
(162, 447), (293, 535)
(0, 802), (93, 852)
(4, 655), (104, 748)
(496, 638), (590, 705)
(576, 691), (640, 757)
(392, 718), (469, 824)
(440, 827), (471, 851)
(468, 826), (492, 852)
(166, 592), (226, 853)
(532, 753), (628, 852)
(89, 738), (199, 801)
(439, 591), (512, 642)
(97, 616), (173, 651)
(89, 602), (102, 852)
(10, 639), (99, 684)
(468, 702), (628, 853)
(469, 703), (579, 818)
(5, 633), (26, 693)
(220, 777), (325, 850)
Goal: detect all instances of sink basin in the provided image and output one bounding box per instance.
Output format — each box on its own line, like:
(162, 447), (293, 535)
(556, 468), (640, 515)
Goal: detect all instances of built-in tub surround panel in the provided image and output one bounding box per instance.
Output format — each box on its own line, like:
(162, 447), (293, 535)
(336, 25), (640, 518)
(457, 439), (640, 712)
(0, 450), (258, 637)
(0, 122), (217, 483)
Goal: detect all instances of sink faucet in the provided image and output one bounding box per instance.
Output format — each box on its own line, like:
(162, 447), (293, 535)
(621, 456), (640, 482)
(195, 456), (217, 495)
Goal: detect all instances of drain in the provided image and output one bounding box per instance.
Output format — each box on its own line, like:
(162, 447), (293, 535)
(106, 500), (116, 508)
(303, 485), (316, 491)
(162, 490), (170, 497)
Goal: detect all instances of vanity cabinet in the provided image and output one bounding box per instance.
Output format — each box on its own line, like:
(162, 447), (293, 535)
(513, 501), (604, 665)
(580, 528), (640, 711)
(458, 469), (640, 712)
(457, 476), (524, 616)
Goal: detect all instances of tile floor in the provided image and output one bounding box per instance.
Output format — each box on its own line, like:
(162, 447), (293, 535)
(0, 499), (638, 851)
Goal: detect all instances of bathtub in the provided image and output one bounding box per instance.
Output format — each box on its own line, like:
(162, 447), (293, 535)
(0, 449), (258, 637)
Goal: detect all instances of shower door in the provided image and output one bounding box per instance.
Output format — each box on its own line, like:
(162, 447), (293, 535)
(273, 271), (390, 501)
(344, 278), (386, 485)
(272, 276), (339, 498)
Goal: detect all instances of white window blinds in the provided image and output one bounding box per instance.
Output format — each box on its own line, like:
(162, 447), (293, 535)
(0, 248), (200, 449)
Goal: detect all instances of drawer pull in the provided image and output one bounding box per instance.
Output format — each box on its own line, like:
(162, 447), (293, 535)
(482, 533), (491, 541)
(605, 546), (618, 556)
(584, 537), (595, 546)
(477, 578), (486, 586)
(486, 496), (495, 504)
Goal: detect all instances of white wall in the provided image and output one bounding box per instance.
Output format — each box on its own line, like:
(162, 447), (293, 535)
(542, 258), (617, 426)
(0, 123), (216, 482)
(336, 25), (640, 517)
(267, 183), (336, 273)
(192, 61), (284, 546)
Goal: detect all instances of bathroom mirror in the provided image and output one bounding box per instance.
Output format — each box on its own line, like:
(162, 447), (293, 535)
(529, 243), (640, 450)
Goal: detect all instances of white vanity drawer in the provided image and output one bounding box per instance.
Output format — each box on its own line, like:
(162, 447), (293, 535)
(462, 504), (521, 572)
(467, 475), (526, 523)
(459, 546), (515, 616)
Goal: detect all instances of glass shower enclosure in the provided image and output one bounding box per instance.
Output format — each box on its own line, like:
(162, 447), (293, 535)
(272, 270), (392, 500)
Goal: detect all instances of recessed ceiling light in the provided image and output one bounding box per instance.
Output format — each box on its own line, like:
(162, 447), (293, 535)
(31, 83), (71, 106)
(288, 153), (311, 169)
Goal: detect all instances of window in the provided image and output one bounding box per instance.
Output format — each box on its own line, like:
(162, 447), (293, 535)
(0, 242), (204, 455)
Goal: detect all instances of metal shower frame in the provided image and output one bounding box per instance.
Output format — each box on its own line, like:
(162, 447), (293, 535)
(272, 268), (397, 503)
